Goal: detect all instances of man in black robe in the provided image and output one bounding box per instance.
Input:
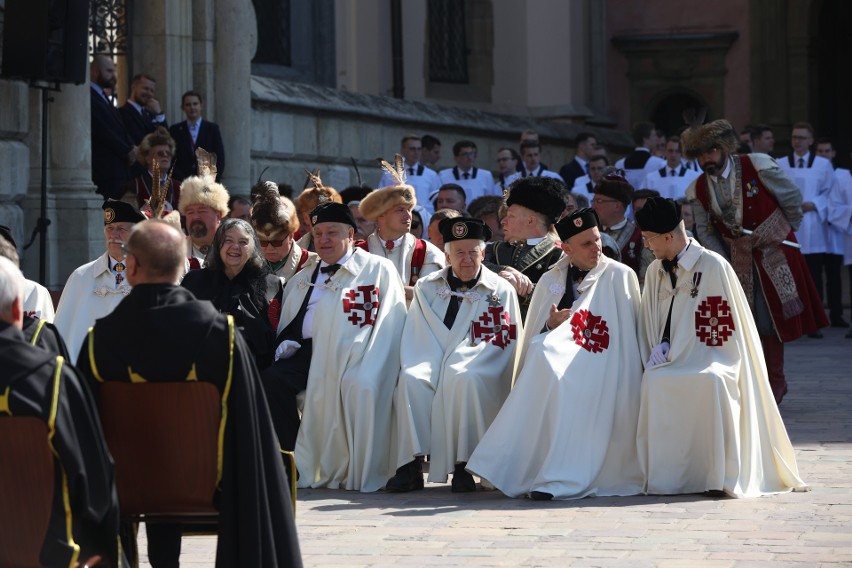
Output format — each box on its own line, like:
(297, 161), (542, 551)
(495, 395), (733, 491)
(75, 220), (302, 568)
(0, 256), (124, 567)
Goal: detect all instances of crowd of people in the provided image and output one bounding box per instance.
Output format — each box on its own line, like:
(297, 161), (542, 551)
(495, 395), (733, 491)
(1, 55), (850, 566)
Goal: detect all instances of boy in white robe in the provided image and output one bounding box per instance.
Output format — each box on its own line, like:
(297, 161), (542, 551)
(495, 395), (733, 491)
(388, 217), (522, 492)
(635, 197), (807, 497)
(467, 208), (644, 500)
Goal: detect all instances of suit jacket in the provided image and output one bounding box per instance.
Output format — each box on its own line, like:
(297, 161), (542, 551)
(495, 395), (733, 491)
(119, 103), (167, 146)
(169, 119), (225, 182)
(90, 87), (134, 199)
(559, 159), (586, 189)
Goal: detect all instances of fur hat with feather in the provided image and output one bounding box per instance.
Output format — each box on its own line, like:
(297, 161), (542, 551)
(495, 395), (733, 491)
(359, 154), (417, 221)
(178, 147), (230, 216)
(680, 109), (739, 159)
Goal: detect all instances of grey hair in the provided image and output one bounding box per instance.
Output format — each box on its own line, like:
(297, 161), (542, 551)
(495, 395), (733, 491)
(206, 218), (268, 275)
(0, 255), (25, 317)
(444, 240), (486, 254)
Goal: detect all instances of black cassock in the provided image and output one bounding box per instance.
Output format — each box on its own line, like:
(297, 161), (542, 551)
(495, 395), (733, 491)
(23, 315), (71, 359)
(76, 284), (302, 568)
(0, 322), (123, 566)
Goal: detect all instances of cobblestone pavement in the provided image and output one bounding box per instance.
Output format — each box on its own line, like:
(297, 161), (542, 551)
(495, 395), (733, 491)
(141, 327), (852, 567)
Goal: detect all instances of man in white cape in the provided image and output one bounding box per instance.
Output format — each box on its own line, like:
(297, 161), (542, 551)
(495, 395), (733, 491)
(635, 197), (807, 497)
(388, 217), (522, 492)
(467, 208), (644, 500)
(54, 200), (145, 362)
(263, 201), (407, 492)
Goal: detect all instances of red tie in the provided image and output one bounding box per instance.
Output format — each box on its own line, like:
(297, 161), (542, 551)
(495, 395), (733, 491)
(385, 240), (395, 250)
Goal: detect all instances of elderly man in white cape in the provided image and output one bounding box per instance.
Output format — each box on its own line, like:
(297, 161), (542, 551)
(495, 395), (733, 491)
(466, 208), (644, 501)
(387, 217), (522, 493)
(54, 200), (146, 363)
(634, 197), (806, 497)
(262, 201), (407, 492)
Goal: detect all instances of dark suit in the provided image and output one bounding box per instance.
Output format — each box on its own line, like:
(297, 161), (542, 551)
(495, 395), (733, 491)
(119, 102), (167, 146)
(558, 158), (586, 189)
(90, 86), (134, 199)
(169, 119), (225, 182)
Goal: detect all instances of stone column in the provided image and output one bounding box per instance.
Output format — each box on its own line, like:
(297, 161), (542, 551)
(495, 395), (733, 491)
(22, 77), (104, 289)
(214, 0), (254, 193)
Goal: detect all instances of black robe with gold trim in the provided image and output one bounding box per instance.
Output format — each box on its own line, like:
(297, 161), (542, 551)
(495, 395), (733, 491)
(0, 322), (123, 567)
(484, 239), (564, 320)
(23, 315), (71, 359)
(75, 284), (302, 568)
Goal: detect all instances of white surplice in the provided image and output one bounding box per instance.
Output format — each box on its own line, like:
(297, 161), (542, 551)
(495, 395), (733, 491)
(467, 256), (644, 499)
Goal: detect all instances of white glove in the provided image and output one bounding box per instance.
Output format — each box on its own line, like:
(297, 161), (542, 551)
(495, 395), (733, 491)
(274, 340), (302, 362)
(647, 341), (670, 367)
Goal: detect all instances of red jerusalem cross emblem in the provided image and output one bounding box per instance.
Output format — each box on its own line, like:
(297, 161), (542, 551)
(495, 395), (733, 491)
(695, 295), (735, 346)
(342, 285), (380, 328)
(470, 306), (516, 350)
(570, 309), (609, 353)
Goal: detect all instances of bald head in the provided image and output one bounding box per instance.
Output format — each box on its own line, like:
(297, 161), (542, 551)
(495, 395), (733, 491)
(126, 220), (186, 285)
(90, 54), (117, 89)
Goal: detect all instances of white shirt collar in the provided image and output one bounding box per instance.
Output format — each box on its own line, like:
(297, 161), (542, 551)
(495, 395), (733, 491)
(526, 236), (546, 246)
(794, 150), (810, 163)
(127, 99), (143, 113)
(606, 218), (628, 231)
(321, 246), (354, 269)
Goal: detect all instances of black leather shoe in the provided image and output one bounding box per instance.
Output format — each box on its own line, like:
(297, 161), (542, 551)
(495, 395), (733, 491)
(529, 490), (554, 501)
(451, 463), (476, 493)
(808, 330), (824, 339)
(385, 460), (424, 492)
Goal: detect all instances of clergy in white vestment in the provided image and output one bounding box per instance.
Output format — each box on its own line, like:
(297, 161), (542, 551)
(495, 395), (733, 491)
(0, 225), (56, 322)
(359, 156), (445, 302)
(467, 208), (644, 501)
(54, 200), (145, 363)
(634, 197), (807, 497)
(262, 201), (407, 492)
(387, 217), (522, 493)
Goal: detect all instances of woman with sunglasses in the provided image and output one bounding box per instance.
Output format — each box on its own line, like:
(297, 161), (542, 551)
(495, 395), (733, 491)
(250, 181), (316, 282)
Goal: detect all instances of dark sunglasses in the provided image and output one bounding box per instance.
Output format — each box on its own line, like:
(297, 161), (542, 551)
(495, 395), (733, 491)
(259, 239), (285, 247)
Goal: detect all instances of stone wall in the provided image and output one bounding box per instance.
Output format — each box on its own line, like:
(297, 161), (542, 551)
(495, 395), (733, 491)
(249, 76), (632, 197)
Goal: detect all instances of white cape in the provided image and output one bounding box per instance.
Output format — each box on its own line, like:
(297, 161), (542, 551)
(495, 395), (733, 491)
(54, 253), (131, 363)
(467, 257), (644, 499)
(394, 266), (522, 482)
(278, 248), (407, 492)
(637, 239), (807, 497)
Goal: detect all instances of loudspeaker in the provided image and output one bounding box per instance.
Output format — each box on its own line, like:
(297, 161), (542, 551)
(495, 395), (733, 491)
(1, 0), (89, 84)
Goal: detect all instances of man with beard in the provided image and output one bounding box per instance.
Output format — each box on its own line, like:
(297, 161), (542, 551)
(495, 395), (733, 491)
(468, 208), (643, 500)
(178, 173), (230, 269)
(90, 54), (136, 199)
(54, 200), (145, 363)
(635, 197), (806, 497)
(683, 118), (828, 403)
(388, 217), (521, 493)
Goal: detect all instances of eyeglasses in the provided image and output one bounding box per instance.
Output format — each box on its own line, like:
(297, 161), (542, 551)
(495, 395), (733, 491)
(641, 233), (665, 244)
(591, 197), (619, 205)
(155, 150), (173, 158)
(259, 239), (285, 247)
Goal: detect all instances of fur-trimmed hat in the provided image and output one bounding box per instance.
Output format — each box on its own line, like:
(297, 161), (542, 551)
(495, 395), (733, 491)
(294, 170), (342, 220)
(593, 171), (634, 205)
(635, 197), (682, 234)
(680, 118), (739, 160)
(251, 180), (300, 236)
(504, 176), (566, 225)
(178, 175), (230, 217)
(360, 153), (418, 221)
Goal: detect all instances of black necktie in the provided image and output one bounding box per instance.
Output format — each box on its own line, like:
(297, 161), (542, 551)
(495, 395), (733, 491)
(661, 257), (678, 344)
(798, 158), (805, 168)
(320, 263), (341, 276)
(463, 172), (470, 179)
(661, 258), (678, 287)
(670, 169), (676, 177)
(443, 273), (478, 329)
(408, 167), (414, 176)
(556, 268), (575, 311)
